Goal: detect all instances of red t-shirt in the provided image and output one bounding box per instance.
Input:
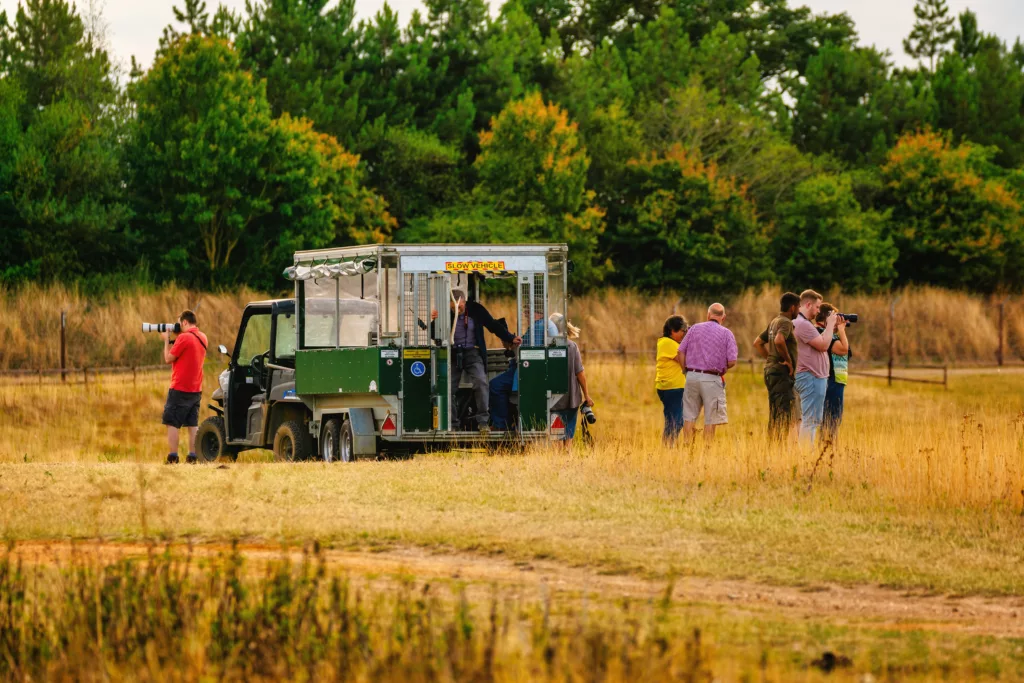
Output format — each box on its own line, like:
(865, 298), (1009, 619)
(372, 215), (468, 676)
(170, 329), (208, 393)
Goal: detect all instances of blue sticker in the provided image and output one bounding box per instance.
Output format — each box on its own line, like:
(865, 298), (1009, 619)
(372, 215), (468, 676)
(410, 361), (426, 377)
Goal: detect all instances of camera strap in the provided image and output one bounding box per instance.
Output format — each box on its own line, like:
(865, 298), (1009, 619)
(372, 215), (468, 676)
(184, 328), (208, 351)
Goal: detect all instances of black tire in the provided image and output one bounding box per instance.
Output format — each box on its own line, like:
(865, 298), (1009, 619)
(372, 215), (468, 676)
(196, 416), (235, 462)
(273, 420), (311, 462)
(339, 419), (355, 463)
(320, 417), (342, 463)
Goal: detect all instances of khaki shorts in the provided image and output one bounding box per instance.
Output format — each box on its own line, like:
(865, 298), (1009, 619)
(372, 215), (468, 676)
(683, 372), (728, 425)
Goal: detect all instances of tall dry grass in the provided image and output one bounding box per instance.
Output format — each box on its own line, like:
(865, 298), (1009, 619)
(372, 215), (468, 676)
(565, 287), (1022, 365)
(0, 284), (262, 370)
(1, 283), (1021, 369)
(0, 544), (719, 681)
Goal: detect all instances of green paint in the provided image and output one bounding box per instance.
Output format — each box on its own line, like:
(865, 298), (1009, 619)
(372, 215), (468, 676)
(378, 348), (402, 395)
(547, 349), (569, 395)
(296, 348), (379, 395)
(518, 353), (548, 431)
(402, 348), (433, 432)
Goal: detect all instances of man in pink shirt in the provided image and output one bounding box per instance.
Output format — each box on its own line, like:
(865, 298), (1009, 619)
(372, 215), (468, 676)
(677, 303), (738, 442)
(793, 290), (838, 444)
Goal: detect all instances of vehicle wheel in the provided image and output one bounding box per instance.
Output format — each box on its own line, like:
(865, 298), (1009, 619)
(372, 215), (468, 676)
(321, 417), (342, 463)
(273, 420), (311, 463)
(196, 416), (236, 462)
(339, 419), (355, 463)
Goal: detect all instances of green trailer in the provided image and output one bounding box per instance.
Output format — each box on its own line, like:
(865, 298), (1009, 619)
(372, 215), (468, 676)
(278, 243), (573, 460)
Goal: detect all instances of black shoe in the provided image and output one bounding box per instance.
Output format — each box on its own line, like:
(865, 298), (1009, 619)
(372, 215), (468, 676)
(166, 453), (180, 465)
(186, 453), (198, 464)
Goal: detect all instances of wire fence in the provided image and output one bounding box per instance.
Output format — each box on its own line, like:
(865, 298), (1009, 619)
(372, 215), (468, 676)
(0, 365), (167, 386)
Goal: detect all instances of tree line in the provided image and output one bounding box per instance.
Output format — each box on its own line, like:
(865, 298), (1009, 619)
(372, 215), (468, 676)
(1, 0), (1023, 294)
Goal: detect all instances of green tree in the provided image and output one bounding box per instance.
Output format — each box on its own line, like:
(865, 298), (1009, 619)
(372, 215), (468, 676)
(234, 0), (365, 147)
(773, 174), (896, 293)
(581, 100), (644, 208)
(240, 114), (395, 288)
(130, 35), (275, 283)
(903, 0), (956, 72)
(954, 9), (980, 59)
(880, 131), (1024, 292)
(934, 39), (1024, 168)
(608, 145), (772, 294)
(0, 0), (131, 285)
(474, 92), (606, 286)
(639, 83), (818, 219)
(624, 7), (692, 106)
(359, 124), (464, 227)
(9, 98), (132, 281)
(0, 0), (116, 121)
(0, 80), (26, 282)
(476, 92), (590, 216)
(130, 35), (394, 286)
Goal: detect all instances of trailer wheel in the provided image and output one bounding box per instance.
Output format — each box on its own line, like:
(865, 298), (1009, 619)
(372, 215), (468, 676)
(196, 416), (236, 462)
(339, 419), (355, 463)
(320, 417), (338, 462)
(273, 420), (311, 463)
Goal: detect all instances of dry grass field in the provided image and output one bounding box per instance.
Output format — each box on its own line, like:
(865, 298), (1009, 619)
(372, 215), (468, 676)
(2, 283), (1024, 369)
(1, 352), (1024, 679)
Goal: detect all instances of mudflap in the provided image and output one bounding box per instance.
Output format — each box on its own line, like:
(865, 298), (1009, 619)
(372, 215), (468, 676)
(348, 408), (378, 457)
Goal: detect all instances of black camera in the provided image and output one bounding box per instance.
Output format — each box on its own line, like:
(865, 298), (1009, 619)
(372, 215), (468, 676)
(581, 404), (596, 424)
(838, 313), (859, 324)
(142, 322), (181, 334)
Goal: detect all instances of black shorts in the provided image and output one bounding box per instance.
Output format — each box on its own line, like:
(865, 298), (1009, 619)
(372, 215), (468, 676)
(162, 389), (202, 428)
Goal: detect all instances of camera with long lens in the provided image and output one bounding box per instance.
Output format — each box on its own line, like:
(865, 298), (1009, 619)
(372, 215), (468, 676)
(838, 313), (859, 324)
(580, 404), (596, 424)
(141, 322), (181, 334)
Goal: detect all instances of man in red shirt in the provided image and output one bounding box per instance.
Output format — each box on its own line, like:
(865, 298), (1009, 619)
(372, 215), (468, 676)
(160, 310), (208, 464)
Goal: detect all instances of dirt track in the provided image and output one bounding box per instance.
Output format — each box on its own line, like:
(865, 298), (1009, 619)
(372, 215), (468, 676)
(9, 541), (1024, 639)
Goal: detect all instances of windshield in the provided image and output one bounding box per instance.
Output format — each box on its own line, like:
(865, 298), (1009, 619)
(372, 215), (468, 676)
(274, 312), (296, 360)
(236, 312), (271, 366)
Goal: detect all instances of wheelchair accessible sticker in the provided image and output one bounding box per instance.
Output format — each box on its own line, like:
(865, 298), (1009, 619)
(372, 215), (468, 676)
(410, 361), (427, 377)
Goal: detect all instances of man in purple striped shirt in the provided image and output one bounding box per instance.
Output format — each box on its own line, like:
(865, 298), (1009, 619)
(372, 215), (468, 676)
(677, 303), (738, 442)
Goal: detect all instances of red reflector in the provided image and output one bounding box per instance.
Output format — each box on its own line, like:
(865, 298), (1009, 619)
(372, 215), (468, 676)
(550, 413), (565, 436)
(382, 413), (397, 436)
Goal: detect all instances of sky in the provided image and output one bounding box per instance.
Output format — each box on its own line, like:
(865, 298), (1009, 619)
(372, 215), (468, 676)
(0, 0), (1021, 71)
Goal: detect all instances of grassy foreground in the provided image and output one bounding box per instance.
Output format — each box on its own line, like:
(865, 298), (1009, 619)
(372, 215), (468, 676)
(1, 362), (1023, 592)
(1, 360), (1024, 679)
(5, 544), (1023, 682)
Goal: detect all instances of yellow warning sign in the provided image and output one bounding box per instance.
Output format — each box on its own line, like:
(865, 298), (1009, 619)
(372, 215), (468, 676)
(403, 349), (430, 359)
(445, 260), (505, 272)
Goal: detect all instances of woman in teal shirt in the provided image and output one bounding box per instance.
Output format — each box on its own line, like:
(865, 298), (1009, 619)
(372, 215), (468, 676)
(815, 303), (850, 439)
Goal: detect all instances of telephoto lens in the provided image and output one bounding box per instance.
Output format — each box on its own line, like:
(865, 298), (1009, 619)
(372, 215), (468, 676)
(141, 322), (181, 334)
(581, 404), (597, 424)
(840, 314), (859, 324)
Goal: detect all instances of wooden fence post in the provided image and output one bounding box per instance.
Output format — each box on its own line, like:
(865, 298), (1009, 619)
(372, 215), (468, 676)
(997, 301), (1005, 367)
(888, 298), (896, 387)
(60, 311), (67, 384)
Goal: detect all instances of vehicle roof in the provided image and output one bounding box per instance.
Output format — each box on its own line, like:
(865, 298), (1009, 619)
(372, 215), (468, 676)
(293, 243), (567, 264)
(246, 298), (293, 307)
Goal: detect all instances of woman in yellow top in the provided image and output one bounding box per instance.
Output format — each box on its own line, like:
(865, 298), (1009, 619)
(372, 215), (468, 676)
(656, 315), (687, 444)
